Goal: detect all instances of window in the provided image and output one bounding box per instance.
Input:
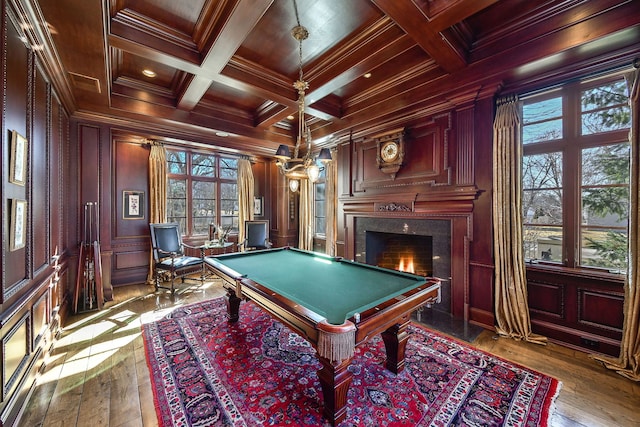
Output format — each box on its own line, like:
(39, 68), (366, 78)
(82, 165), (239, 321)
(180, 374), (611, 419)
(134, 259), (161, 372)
(521, 74), (630, 271)
(167, 149), (238, 237)
(313, 165), (326, 237)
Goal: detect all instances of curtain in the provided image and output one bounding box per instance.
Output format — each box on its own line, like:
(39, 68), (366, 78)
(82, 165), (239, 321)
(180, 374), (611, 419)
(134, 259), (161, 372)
(592, 67), (640, 381)
(147, 141), (167, 283)
(237, 158), (255, 245)
(492, 96), (547, 344)
(325, 149), (338, 256)
(298, 178), (314, 250)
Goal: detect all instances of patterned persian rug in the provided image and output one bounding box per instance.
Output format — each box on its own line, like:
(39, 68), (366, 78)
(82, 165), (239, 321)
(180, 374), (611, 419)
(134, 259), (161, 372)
(142, 297), (561, 426)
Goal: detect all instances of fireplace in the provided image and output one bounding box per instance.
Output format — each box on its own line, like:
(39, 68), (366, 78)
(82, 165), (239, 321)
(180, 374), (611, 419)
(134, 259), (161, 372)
(355, 218), (451, 313)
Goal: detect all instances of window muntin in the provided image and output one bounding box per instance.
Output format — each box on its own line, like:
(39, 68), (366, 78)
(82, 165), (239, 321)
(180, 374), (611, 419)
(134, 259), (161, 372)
(167, 150), (238, 237)
(521, 75), (630, 271)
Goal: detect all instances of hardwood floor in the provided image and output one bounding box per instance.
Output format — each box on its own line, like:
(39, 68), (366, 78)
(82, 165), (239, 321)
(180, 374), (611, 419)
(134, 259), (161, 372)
(22, 279), (640, 427)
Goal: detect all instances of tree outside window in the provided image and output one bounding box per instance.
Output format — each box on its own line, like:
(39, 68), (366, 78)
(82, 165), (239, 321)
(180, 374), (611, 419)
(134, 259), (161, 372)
(167, 150), (238, 237)
(521, 74), (630, 271)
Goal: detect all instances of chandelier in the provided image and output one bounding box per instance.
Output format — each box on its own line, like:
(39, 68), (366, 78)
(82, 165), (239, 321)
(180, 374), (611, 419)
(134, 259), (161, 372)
(275, 0), (331, 192)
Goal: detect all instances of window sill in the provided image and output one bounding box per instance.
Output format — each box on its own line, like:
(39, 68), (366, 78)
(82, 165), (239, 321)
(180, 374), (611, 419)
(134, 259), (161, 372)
(525, 262), (626, 283)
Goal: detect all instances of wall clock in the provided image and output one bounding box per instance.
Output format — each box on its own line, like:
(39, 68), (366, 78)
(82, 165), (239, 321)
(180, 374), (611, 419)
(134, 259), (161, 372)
(375, 128), (405, 179)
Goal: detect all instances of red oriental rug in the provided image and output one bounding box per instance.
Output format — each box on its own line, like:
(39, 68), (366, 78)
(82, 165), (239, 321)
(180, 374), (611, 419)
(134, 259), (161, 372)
(142, 298), (561, 426)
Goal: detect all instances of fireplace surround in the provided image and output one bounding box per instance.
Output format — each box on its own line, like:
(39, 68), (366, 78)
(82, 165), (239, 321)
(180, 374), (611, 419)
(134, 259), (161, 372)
(355, 217), (452, 313)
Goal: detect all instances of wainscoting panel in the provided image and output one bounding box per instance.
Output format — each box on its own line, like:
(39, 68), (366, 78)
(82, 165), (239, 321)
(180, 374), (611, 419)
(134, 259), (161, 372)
(528, 280), (565, 319)
(526, 266), (624, 356)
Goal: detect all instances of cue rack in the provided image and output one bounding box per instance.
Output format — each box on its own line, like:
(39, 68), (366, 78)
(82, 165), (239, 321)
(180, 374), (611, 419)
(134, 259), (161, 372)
(74, 202), (104, 313)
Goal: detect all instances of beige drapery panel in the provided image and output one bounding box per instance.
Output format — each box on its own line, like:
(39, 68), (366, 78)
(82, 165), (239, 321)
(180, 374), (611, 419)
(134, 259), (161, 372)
(593, 67), (640, 381)
(237, 158), (255, 245)
(492, 96), (546, 344)
(325, 149), (338, 256)
(147, 142), (167, 284)
(298, 178), (314, 250)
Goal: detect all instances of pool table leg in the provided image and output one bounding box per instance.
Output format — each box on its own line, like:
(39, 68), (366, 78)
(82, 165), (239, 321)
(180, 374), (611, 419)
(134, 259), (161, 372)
(317, 356), (353, 426)
(381, 315), (411, 374)
(225, 288), (241, 323)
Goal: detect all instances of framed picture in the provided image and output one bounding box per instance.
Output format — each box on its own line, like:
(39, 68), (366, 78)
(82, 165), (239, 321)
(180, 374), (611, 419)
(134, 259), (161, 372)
(9, 130), (27, 185)
(123, 190), (145, 220)
(10, 199), (27, 251)
(253, 196), (264, 216)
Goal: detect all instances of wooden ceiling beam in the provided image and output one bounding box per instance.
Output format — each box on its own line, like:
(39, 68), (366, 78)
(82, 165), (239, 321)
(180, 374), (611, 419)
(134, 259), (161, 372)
(371, 0), (468, 73)
(428, 0), (500, 31)
(176, 0), (273, 110)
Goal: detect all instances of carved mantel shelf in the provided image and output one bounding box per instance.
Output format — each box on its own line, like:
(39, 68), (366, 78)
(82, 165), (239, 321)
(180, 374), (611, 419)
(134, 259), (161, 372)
(340, 185), (481, 215)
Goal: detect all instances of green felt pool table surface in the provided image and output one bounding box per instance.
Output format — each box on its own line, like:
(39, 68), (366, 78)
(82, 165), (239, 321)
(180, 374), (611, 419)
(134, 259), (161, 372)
(206, 246), (431, 325)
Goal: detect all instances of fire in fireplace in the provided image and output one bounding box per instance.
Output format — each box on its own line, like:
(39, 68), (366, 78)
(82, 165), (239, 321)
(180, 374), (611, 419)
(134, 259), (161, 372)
(365, 231), (433, 277)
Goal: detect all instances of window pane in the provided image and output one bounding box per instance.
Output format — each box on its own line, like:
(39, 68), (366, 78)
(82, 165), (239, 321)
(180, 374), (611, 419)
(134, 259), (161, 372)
(523, 188), (563, 225)
(522, 97), (562, 144)
(315, 217), (326, 235)
(315, 182), (325, 200)
(315, 200), (325, 217)
(580, 227), (628, 271)
(580, 143), (629, 269)
(582, 144), (630, 186)
(581, 81), (631, 135)
(167, 150), (186, 174)
(523, 153), (562, 190)
(167, 178), (187, 234)
(220, 157), (238, 179)
(192, 181), (215, 235)
(168, 178), (186, 197)
(523, 225), (563, 262)
(192, 153), (216, 177)
(220, 182), (238, 231)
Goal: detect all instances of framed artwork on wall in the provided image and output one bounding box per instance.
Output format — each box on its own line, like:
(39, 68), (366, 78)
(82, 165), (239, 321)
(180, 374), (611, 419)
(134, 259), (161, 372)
(253, 196), (264, 216)
(123, 190), (145, 220)
(9, 130), (27, 185)
(10, 199), (27, 251)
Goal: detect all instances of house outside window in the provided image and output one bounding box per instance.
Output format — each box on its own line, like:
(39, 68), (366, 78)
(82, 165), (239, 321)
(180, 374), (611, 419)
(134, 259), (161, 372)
(167, 149), (238, 237)
(521, 73), (630, 272)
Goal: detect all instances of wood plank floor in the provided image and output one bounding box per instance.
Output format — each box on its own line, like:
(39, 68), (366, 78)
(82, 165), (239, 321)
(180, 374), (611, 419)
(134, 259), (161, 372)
(22, 279), (640, 427)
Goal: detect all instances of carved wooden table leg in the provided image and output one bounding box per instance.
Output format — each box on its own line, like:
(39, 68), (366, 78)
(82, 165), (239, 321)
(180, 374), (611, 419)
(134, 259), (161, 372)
(226, 287), (241, 323)
(317, 356), (353, 426)
(381, 316), (411, 374)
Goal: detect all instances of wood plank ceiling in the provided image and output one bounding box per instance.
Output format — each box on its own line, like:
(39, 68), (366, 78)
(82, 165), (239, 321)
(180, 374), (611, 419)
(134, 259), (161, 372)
(23, 0), (640, 157)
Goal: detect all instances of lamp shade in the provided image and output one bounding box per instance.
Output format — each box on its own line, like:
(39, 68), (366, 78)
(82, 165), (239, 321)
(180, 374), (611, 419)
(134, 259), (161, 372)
(318, 148), (332, 162)
(275, 144), (291, 160)
(289, 179), (300, 192)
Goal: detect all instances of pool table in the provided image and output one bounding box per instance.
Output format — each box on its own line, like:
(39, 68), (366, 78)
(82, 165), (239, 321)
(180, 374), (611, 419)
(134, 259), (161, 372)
(204, 246), (441, 425)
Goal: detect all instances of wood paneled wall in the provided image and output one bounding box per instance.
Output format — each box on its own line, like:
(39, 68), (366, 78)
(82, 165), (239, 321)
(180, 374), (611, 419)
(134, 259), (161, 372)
(0, 3), (71, 425)
(335, 93), (624, 357)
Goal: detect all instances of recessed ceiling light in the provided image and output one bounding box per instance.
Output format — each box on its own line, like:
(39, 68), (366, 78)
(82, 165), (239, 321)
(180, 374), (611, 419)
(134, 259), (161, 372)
(364, 72), (372, 79)
(142, 69), (156, 78)
(287, 115), (295, 120)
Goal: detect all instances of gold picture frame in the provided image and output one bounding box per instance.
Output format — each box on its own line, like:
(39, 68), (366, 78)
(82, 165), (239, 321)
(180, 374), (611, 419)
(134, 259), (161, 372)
(10, 199), (27, 251)
(9, 130), (27, 185)
(123, 190), (145, 220)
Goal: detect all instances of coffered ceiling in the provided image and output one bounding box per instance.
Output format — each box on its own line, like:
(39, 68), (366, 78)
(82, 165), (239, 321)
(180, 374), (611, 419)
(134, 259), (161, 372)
(19, 0), (640, 157)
